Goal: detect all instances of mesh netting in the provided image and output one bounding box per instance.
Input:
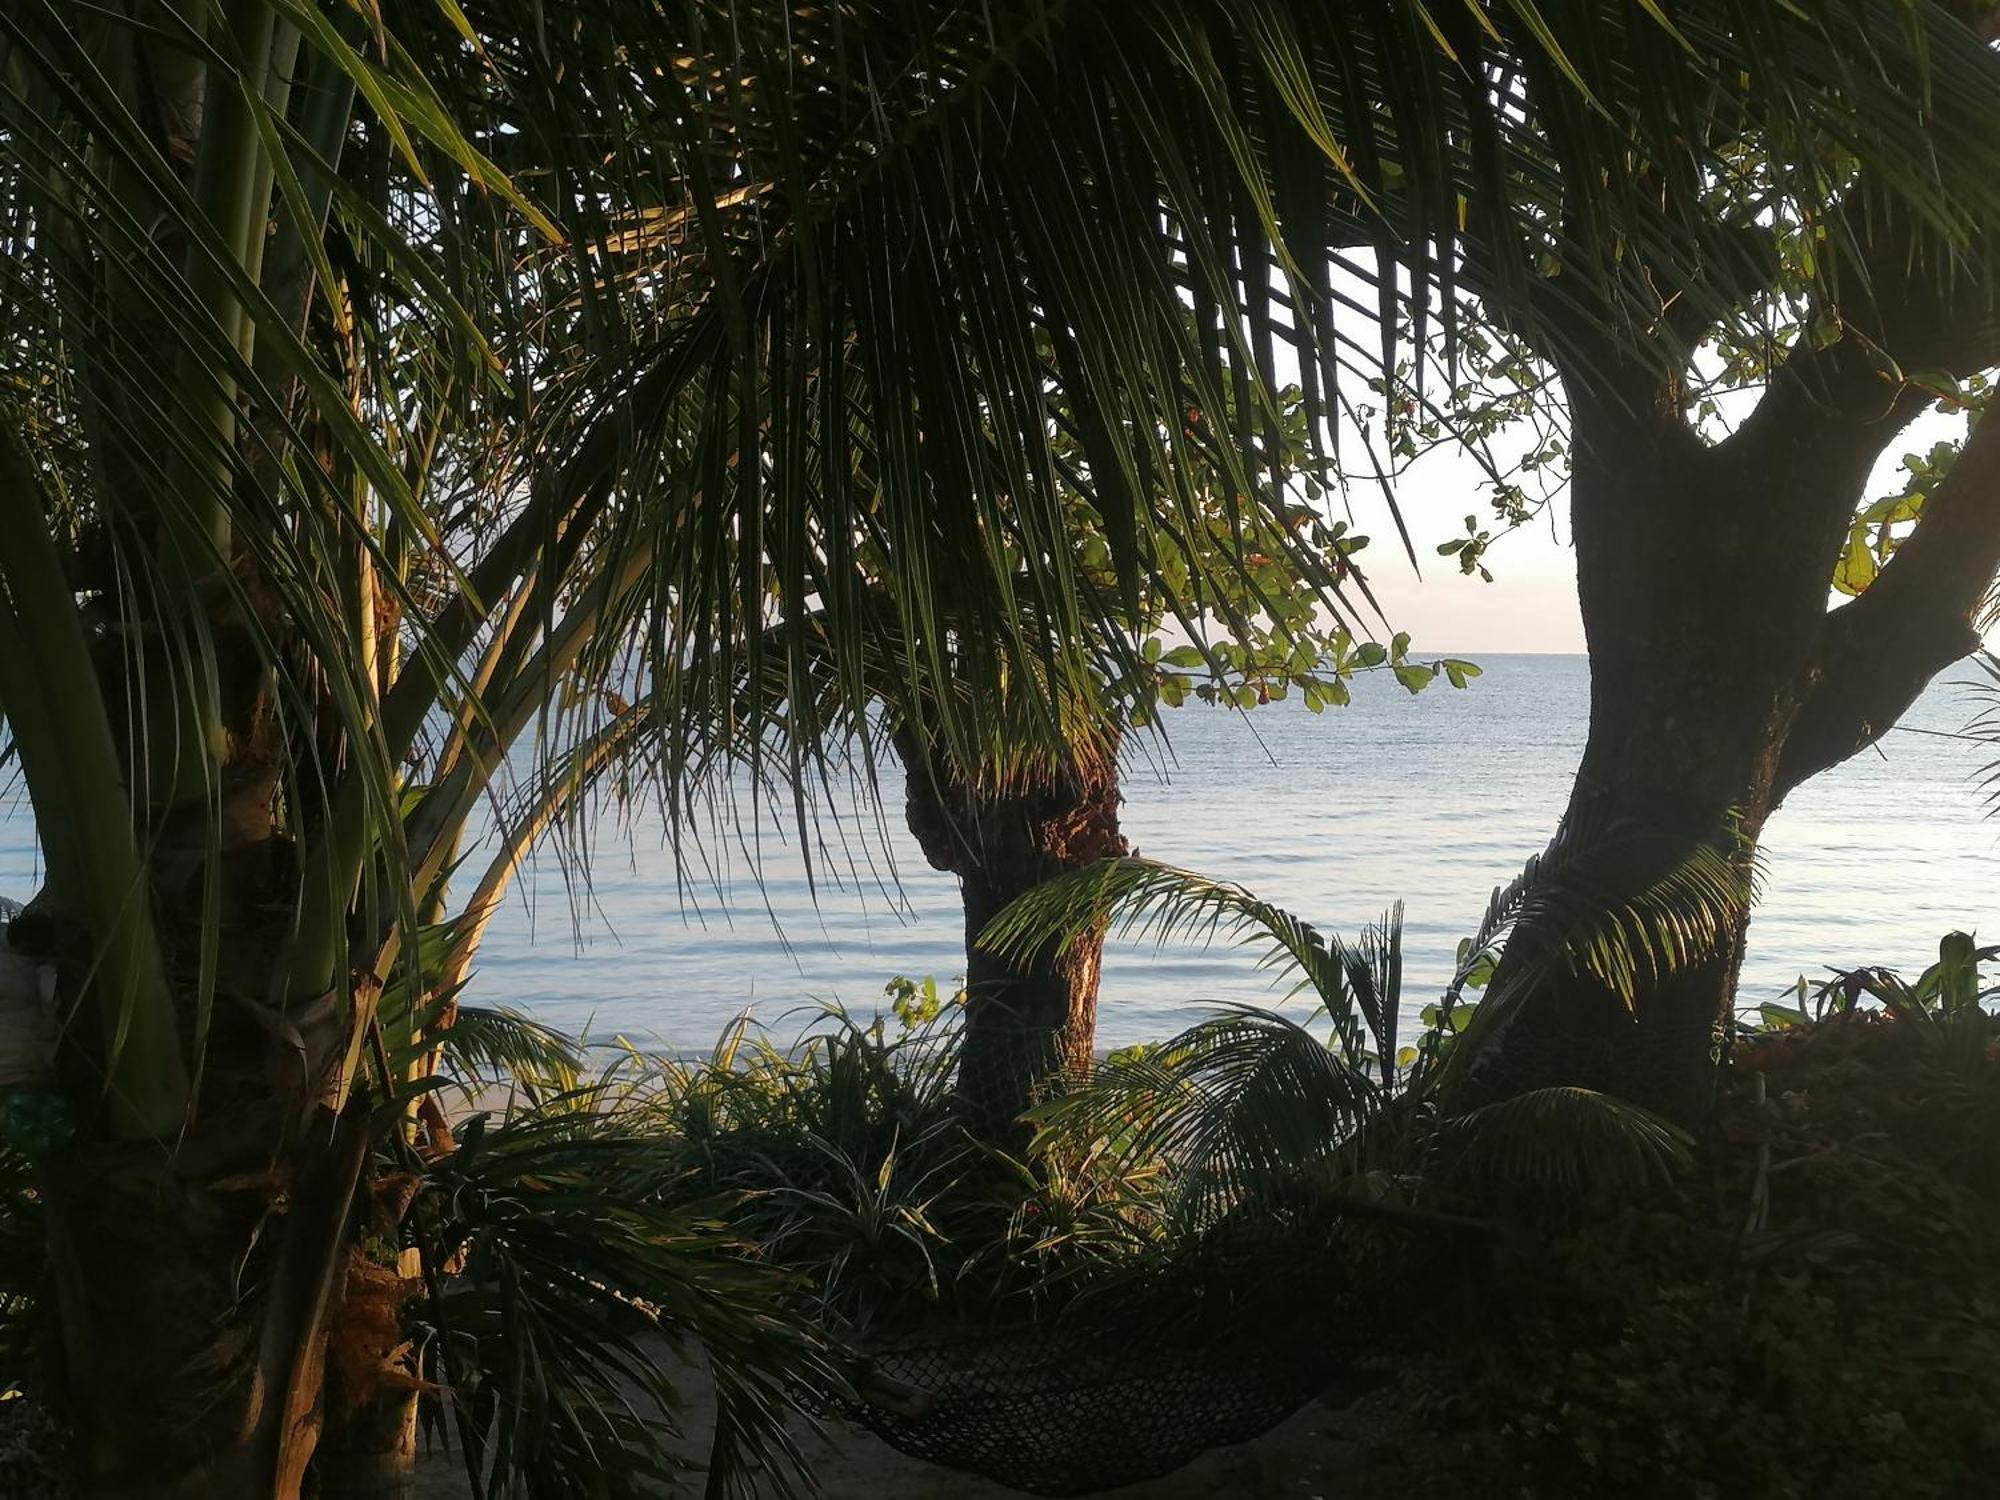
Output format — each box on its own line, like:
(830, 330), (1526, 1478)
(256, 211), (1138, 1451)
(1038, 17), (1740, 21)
(832, 1207), (1452, 1496)
(803, 1012), (1720, 1493)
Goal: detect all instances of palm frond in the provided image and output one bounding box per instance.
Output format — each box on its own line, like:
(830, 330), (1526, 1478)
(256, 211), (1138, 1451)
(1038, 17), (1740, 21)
(1966, 649), (2000, 814)
(451, 0), (2000, 819)
(981, 857), (1395, 1070)
(993, 822), (1754, 1229)
(436, 1006), (586, 1102)
(1433, 817), (1764, 1087)
(1426, 1086), (1694, 1205)
(1029, 1005), (1384, 1235)
(418, 1108), (834, 1500)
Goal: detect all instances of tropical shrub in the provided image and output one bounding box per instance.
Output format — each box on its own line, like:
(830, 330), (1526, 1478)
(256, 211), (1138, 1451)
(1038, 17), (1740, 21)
(406, 1107), (828, 1500)
(1505, 1276), (2000, 1500)
(981, 839), (1735, 1238)
(624, 995), (1173, 1323)
(1749, 931), (2000, 1078)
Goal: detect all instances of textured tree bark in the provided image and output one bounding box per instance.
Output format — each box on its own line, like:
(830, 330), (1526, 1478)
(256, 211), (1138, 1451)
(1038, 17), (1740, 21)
(1467, 407), (1814, 1123)
(894, 729), (1128, 1132)
(26, 603), (371, 1498)
(1472, 257), (2000, 1126)
(41, 1090), (368, 1499)
(314, 1206), (427, 1500)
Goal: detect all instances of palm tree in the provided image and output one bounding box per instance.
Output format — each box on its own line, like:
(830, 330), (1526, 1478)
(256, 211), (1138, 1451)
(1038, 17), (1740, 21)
(979, 844), (1714, 1232)
(4, 2), (1999, 1495)
(881, 384), (1460, 1131)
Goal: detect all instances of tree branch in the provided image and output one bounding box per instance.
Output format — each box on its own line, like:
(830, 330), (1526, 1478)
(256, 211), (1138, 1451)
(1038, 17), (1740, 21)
(1776, 401), (2000, 799)
(1717, 201), (2000, 517)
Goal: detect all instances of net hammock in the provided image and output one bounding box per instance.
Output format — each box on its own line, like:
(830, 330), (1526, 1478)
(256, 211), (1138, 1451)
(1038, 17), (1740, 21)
(829, 1201), (1469, 1496)
(811, 1012), (1721, 1495)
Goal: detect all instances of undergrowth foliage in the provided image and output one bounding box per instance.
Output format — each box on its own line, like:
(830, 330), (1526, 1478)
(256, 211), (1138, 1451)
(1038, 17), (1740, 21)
(353, 918), (2000, 1499)
(1493, 963), (2000, 1500)
(3, 901), (1996, 1498)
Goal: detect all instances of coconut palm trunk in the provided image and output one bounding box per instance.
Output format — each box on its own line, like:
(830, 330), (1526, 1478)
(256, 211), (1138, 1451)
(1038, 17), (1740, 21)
(895, 729), (1127, 1130)
(0, 12), (647, 1488)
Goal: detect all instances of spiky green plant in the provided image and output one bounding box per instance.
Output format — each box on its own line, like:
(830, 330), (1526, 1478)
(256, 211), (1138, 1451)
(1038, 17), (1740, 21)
(1752, 931), (2000, 1078)
(628, 1010), (984, 1328)
(411, 1105), (832, 1500)
(980, 830), (1744, 1235)
(5, 3), (2000, 1494)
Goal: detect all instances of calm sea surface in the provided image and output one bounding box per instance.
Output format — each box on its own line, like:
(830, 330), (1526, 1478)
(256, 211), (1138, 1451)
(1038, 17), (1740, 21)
(0, 654), (1993, 1050)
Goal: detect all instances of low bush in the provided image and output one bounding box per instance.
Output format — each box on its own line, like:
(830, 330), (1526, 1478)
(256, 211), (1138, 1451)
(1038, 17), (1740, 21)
(1507, 1275), (2000, 1500)
(1488, 986), (2000, 1500)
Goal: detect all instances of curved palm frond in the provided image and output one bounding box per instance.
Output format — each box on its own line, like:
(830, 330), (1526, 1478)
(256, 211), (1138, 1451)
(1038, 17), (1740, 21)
(987, 817), (1757, 1085)
(434, 1006), (587, 1101)
(1452, 819), (1762, 1009)
(438, 0), (2000, 825)
(1426, 1086), (1693, 1203)
(981, 856), (1399, 1071)
(1030, 1004), (1384, 1234)
(1435, 819), (1765, 1088)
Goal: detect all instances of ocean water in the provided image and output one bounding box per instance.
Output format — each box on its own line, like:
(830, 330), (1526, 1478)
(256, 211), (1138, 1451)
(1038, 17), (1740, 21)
(0, 655), (1993, 1050)
(452, 654), (2000, 1048)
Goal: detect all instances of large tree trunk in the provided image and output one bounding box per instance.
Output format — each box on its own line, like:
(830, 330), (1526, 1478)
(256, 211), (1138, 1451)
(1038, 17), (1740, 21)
(1467, 409), (1814, 1123)
(24, 606), (373, 1497)
(894, 730), (1128, 1132)
(40, 1088), (368, 1499)
(1473, 258), (2000, 1125)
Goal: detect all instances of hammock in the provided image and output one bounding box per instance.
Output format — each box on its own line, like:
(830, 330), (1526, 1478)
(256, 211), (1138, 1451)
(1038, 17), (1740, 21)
(833, 1204), (1469, 1496)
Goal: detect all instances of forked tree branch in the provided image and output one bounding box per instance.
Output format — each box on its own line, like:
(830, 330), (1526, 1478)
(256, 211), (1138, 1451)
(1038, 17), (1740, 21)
(1777, 401), (2000, 798)
(1719, 202), (1999, 506)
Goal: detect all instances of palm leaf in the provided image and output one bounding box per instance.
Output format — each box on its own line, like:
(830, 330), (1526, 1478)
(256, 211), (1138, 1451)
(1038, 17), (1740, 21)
(1437, 818), (1765, 1087)
(1029, 1005), (1384, 1235)
(1967, 649), (2000, 815)
(445, 0), (2000, 826)
(435, 1006), (586, 1102)
(1426, 1086), (1694, 1202)
(419, 1107), (835, 1500)
(981, 856), (1398, 1071)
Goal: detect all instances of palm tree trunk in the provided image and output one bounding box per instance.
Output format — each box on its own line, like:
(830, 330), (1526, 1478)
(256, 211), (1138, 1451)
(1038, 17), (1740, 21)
(894, 730), (1127, 1133)
(43, 1097), (370, 1498)
(17, 582), (372, 1497)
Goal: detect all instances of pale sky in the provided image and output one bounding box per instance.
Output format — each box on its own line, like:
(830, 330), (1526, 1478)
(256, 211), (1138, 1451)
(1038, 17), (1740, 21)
(1354, 474), (1584, 654)
(1326, 421), (1585, 654)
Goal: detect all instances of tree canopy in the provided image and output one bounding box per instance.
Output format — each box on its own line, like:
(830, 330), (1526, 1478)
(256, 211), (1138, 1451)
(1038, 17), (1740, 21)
(5, 2), (2000, 1493)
